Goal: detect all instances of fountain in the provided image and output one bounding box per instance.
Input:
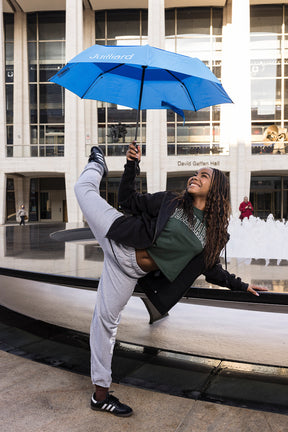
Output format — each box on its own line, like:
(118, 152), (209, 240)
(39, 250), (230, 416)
(226, 214), (288, 261)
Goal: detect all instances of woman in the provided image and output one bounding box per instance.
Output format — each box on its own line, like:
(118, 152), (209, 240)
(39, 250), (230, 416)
(74, 143), (267, 417)
(239, 196), (254, 220)
(17, 205), (27, 226)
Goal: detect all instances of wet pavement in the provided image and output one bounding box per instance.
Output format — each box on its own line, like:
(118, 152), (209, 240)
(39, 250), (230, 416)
(1, 222), (288, 292)
(1, 305), (288, 431)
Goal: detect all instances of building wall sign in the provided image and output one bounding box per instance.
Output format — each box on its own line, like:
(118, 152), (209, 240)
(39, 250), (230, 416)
(177, 160), (220, 168)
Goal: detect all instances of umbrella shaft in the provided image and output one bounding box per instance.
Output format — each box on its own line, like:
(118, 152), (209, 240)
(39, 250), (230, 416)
(135, 66), (147, 141)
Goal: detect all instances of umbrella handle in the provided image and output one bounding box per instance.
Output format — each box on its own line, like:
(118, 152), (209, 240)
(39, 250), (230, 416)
(131, 140), (140, 176)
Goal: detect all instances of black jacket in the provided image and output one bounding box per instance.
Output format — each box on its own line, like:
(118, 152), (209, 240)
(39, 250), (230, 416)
(106, 160), (248, 315)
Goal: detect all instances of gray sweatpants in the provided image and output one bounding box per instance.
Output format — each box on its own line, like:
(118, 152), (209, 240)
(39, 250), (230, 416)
(74, 162), (147, 387)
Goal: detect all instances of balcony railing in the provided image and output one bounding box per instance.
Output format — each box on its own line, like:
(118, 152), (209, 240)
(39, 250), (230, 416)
(252, 142), (288, 155)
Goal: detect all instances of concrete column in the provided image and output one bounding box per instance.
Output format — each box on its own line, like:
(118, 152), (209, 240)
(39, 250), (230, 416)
(0, 1), (6, 224)
(83, 8), (98, 153)
(14, 176), (25, 210)
(221, 0), (251, 216)
(146, 0), (167, 192)
(65, 0), (85, 223)
(13, 11), (30, 157)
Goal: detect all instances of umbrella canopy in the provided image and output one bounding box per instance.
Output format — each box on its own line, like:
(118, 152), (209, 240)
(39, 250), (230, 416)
(50, 44), (232, 120)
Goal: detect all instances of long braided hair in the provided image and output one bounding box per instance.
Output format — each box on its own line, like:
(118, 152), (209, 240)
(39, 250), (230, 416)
(177, 168), (231, 269)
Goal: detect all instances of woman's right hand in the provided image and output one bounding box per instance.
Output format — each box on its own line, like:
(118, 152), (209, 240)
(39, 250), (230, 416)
(126, 141), (141, 162)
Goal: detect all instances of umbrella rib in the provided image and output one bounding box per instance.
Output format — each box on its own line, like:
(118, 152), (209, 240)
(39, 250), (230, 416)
(80, 63), (125, 99)
(166, 70), (197, 111)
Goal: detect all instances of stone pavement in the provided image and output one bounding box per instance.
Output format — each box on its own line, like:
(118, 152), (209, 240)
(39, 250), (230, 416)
(1, 351), (288, 432)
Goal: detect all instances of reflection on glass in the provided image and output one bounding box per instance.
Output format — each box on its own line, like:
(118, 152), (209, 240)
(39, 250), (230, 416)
(99, 104), (146, 147)
(250, 35), (281, 61)
(39, 84), (64, 123)
(30, 126), (37, 144)
(98, 125), (106, 145)
(107, 10), (141, 39)
(167, 176), (187, 192)
(5, 85), (13, 124)
(183, 108), (210, 123)
(177, 124), (210, 143)
(107, 145), (128, 156)
(40, 64), (63, 82)
(95, 11), (105, 39)
(167, 124), (175, 143)
(251, 78), (281, 120)
(6, 126), (13, 145)
(212, 106), (220, 122)
(38, 12), (65, 40)
(6, 65), (14, 83)
(108, 105), (135, 123)
(39, 42), (65, 61)
(177, 7), (210, 35)
(4, 13), (14, 41)
(5, 42), (14, 62)
(212, 8), (223, 35)
(29, 84), (37, 123)
(177, 37), (211, 61)
(27, 13), (37, 40)
(283, 190), (288, 219)
(250, 175), (287, 218)
(251, 59), (281, 79)
(250, 5), (283, 34)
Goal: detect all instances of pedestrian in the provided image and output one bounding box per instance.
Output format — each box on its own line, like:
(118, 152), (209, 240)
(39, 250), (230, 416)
(74, 143), (267, 417)
(17, 205), (27, 226)
(239, 196), (254, 220)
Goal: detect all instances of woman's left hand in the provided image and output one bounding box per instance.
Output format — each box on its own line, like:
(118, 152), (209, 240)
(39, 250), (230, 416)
(247, 284), (269, 296)
(126, 142), (141, 162)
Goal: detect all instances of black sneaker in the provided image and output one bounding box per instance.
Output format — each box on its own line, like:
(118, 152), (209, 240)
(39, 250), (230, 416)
(90, 392), (133, 417)
(88, 146), (108, 177)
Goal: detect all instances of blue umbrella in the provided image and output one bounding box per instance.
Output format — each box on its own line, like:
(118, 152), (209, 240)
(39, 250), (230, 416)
(50, 44), (232, 140)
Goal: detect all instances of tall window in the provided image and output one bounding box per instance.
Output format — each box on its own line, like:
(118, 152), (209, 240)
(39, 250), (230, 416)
(27, 12), (65, 157)
(250, 176), (288, 219)
(95, 10), (148, 156)
(165, 7), (223, 156)
(5, 14), (14, 157)
(251, 5), (288, 155)
(6, 178), (15, 220)
(100, 176), (147, 208)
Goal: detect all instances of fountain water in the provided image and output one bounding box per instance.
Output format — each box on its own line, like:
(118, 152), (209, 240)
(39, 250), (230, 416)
(225, 215), (288, 261)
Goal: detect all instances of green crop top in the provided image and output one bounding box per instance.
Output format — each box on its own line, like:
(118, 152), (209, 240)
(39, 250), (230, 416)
(147, 206), (206, 282)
